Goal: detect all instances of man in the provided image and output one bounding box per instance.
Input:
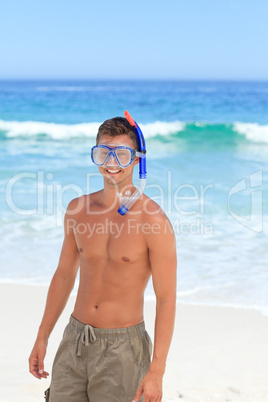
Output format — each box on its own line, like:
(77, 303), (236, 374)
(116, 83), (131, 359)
(29, 115), (177, 402)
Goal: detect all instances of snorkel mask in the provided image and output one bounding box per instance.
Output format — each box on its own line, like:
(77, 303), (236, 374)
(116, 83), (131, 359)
(91, 111), (147, 216)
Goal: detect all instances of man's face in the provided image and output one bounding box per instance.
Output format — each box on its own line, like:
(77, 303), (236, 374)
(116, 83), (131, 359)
(97, 134), (139, 186)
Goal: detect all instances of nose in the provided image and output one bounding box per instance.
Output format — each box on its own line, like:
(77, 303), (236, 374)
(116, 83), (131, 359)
(105, 151), (119, 167)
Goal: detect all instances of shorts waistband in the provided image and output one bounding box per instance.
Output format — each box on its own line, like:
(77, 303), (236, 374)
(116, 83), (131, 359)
(69, 315), (145, 341)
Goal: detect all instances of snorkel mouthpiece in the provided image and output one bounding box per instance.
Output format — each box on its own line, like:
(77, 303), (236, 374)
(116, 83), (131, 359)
(117, 111), (147, 216)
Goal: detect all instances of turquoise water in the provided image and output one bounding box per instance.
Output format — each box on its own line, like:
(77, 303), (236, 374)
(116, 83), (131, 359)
(0, 80), (267, 313)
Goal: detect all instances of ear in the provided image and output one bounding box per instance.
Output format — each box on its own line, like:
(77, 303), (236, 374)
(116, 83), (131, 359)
(133, 156), (139, 166)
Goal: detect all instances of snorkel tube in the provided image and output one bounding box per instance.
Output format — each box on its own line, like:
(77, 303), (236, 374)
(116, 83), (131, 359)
(117, 110), (147, 215)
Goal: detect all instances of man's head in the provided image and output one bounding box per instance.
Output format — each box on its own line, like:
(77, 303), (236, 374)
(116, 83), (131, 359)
(96, 117), (138, 150)
(93, 117), (140, 187)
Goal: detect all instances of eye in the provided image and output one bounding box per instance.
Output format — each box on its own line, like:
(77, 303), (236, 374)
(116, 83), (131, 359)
(117, 151), (127, 157)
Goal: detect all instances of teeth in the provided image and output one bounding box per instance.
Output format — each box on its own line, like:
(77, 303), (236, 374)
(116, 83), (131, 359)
(107, 169), (120, 173)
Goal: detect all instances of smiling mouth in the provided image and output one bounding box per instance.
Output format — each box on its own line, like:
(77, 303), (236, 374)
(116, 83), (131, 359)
(106, 169), (122, 175)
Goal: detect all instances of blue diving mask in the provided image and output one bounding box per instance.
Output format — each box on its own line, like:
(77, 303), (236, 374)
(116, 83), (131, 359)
(91, 144), (144, 168)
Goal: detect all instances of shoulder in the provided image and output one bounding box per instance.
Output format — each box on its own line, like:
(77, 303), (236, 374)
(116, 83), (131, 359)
(139, 195), (174, 236)
(140, 194), (170, 222)
(65, 191), (102, 218)
(137, 196), (177, 258)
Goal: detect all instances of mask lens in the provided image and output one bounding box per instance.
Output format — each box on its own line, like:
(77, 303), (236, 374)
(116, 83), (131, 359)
(115, 149), (132, 167)
(92, 146), (109, 165)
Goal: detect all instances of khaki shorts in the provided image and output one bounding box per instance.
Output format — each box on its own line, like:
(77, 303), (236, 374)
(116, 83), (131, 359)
(48, 315), (153, 402)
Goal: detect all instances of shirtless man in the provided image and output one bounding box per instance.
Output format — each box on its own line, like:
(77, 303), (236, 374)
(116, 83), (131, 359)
(29, 115), (177, 402)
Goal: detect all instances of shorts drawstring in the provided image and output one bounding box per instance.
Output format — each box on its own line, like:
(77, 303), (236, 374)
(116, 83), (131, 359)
(76, 324), (97, 356)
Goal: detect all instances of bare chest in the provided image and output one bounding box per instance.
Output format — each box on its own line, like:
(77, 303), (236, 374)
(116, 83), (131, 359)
(72, 215), (148, 264)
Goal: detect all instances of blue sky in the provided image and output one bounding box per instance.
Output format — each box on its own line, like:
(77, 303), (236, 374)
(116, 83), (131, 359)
(0, 0), (268, 80)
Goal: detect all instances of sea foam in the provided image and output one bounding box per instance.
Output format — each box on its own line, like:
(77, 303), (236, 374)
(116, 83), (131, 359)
(233, 122), (268, 144)
(0, 120), (100, 139)
(0, 119), (185, 140)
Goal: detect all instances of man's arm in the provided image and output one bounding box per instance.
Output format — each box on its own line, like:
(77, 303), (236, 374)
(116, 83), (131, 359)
(133, 209), (177, 402)
(29, 199), (80, 379)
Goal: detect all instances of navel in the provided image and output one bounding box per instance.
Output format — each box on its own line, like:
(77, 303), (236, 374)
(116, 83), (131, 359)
(79, 247), (83, 253)
(122, 256), (130, 262)
(94, 305), (99, 310)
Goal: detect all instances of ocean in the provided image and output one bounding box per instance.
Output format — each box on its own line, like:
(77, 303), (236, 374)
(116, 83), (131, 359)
(0, 80), (267, 314)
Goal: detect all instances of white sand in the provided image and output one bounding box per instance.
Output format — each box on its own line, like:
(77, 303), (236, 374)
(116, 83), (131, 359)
(0, 284), (268, 401)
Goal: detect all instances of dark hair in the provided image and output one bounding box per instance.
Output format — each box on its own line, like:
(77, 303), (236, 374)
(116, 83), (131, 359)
(96, 117), (138, 150)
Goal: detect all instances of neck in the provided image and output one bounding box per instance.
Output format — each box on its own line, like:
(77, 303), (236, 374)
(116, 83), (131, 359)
(101, 179), (136, 209)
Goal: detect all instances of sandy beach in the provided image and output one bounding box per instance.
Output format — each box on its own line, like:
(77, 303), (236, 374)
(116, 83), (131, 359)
(0, 283), (267, 402)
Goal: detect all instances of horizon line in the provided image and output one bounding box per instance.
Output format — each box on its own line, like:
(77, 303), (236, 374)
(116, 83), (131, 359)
(0, 77), (268, 82)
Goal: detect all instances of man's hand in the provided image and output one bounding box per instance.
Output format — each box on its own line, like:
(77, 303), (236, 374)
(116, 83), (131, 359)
(29, 340), (49, 380)
(132, 369), (163, 402)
